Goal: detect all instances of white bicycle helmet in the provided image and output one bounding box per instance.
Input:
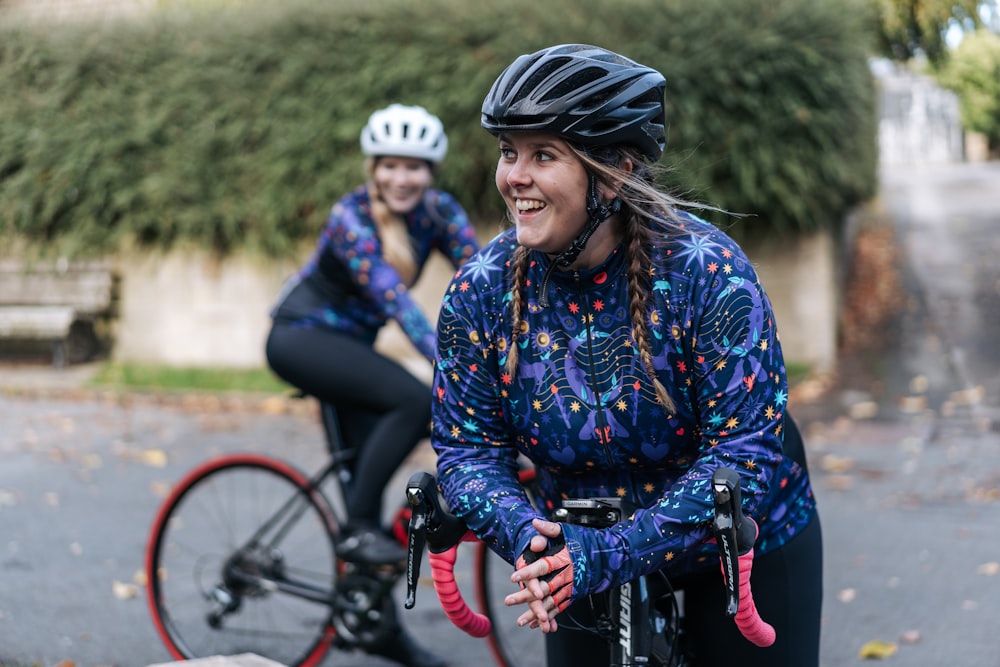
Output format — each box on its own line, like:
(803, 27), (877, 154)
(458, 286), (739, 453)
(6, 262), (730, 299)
(360, 104), (448, 164)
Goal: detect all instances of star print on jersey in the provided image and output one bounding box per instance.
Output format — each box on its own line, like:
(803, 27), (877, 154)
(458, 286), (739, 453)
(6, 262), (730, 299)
(431, 211), (816, 604)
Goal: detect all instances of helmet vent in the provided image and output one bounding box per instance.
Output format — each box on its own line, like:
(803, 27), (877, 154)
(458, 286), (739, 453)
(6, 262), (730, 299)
(544, 68), (605, 104)
(521, 56), (572, 102)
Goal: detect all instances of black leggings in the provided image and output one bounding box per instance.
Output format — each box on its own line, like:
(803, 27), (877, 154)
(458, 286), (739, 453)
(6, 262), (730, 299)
(265, 323), (430, 525)
(543, 514), (823, 666)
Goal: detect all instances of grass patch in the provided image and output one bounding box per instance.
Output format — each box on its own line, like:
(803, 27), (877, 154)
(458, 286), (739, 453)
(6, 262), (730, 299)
(785, 361), (813, 386)
(90, 360), (814, 395)
(90, 362), (292, 394)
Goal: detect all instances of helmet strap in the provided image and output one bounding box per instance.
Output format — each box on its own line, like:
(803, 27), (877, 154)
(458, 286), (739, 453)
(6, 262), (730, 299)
(538, 175), (621, 307)
(553, 175), (620, 268)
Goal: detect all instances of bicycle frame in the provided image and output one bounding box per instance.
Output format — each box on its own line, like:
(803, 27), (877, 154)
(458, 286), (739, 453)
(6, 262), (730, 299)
(554, 498), (662, 665)
(208, 402), (356, 607)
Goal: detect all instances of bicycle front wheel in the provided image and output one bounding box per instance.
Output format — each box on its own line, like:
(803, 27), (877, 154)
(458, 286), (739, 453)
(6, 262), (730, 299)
(475, 541), (546, 667)
(146, 454), (338, 667)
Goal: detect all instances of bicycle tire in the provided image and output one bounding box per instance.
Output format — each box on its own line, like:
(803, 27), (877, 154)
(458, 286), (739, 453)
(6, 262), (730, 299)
(145, 454), (339, 667)
(474, 465), (546, 667)
(475, 541), (546, 667)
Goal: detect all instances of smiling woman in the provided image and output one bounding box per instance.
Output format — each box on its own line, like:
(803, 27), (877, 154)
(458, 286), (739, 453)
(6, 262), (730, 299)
(433, 44), (824, 667)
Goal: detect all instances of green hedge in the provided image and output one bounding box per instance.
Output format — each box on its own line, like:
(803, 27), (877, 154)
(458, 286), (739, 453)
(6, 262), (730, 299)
(0, 0), (878, 258)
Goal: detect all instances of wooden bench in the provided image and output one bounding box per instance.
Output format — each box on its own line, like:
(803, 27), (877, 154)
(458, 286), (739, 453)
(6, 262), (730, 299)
(0, 259), (118, 368)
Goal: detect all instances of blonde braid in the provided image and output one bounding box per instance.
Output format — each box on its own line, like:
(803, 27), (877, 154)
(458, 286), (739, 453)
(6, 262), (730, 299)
(503, 245), (531, 375)
(624, 205), (677, 417)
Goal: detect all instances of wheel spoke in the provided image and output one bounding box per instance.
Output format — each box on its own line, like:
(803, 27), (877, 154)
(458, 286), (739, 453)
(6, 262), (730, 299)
(147, 457), (337, 667)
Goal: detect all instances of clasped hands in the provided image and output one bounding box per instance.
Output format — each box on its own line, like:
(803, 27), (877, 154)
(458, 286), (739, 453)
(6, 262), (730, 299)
(506, 517), (574, 633)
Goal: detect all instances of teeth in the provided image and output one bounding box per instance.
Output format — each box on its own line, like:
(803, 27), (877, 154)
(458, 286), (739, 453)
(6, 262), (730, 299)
(516, 199), (545, 211)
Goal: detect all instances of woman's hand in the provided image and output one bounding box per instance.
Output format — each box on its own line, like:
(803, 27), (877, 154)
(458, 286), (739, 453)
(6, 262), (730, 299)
(505, 518), (574, 633)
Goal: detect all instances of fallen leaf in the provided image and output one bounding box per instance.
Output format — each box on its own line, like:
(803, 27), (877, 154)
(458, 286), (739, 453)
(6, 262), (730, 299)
(112, 580), (139, 600)
(259, 396), (288, 415)
(825, 474), (855, 490)
(149, 480), (172, 498)
(859, 640), (898, 659)
(909, 375), (928, 394)
(900, 629), (921, 644)
(848, 401), (879, 420)
(976, 562), (999, 576)
(897, 395), (927, 414)
(821, 454), (855, 474)
(80, 453), (103, 470)
(949, 385), (984, 405)
(837, 588), (857, 603)
(140, 448), (168, 467)
(117, 446), (169, 467)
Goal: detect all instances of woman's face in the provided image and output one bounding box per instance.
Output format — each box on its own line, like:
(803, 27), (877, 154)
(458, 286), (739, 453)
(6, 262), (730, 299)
(372, 156), (433, 214)
(494, 132), (592, 255)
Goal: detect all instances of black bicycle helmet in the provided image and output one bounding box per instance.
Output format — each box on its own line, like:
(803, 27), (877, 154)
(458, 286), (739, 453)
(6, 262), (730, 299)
(481, 44), (666, 162)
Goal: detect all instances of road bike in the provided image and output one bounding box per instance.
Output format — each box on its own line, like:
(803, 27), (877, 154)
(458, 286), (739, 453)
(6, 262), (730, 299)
(144, 392), (773, 667)
(404, 466), (774, 667)
(144, 397), (541, 667)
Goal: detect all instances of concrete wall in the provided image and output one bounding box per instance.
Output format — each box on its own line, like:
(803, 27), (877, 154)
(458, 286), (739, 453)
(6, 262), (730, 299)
(113, 249), (298, 369)
(744, 229), (839, 373)
(111, 247), (458, 376)
(108, 228), (839, 374)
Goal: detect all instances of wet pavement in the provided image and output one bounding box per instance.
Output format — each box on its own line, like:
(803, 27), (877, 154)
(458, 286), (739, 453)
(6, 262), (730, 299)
(1, 161), (999, 666)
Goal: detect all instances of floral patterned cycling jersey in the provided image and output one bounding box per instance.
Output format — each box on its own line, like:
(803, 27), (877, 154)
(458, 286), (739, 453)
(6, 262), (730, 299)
(432, 211), (816, 603)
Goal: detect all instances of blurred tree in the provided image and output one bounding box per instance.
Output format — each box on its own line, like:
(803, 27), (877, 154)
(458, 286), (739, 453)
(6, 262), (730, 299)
(936, 29), (1000, 147)
(874, 0), (995, 63)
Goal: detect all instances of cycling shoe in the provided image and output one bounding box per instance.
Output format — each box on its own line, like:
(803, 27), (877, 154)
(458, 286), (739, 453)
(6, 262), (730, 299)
(336, 526), (407, 565)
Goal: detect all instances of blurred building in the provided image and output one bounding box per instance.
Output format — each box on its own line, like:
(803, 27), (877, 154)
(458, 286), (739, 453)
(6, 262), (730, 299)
(871, 58), (966, 166)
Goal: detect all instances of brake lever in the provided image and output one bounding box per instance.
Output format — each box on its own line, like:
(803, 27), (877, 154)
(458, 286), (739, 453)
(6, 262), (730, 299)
(403, 472), (468, 609)
(404, 472), (433, 609)
(712, 466), (755, 617)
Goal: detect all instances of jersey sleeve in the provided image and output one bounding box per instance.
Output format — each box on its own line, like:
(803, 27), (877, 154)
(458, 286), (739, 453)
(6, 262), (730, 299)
(431, 243), (543, 564)
(323, 198), (437, 361)
(426, 190), (480, 270)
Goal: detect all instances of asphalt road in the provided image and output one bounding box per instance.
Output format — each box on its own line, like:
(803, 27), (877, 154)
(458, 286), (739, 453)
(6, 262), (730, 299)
(1, 161), (999, 667)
